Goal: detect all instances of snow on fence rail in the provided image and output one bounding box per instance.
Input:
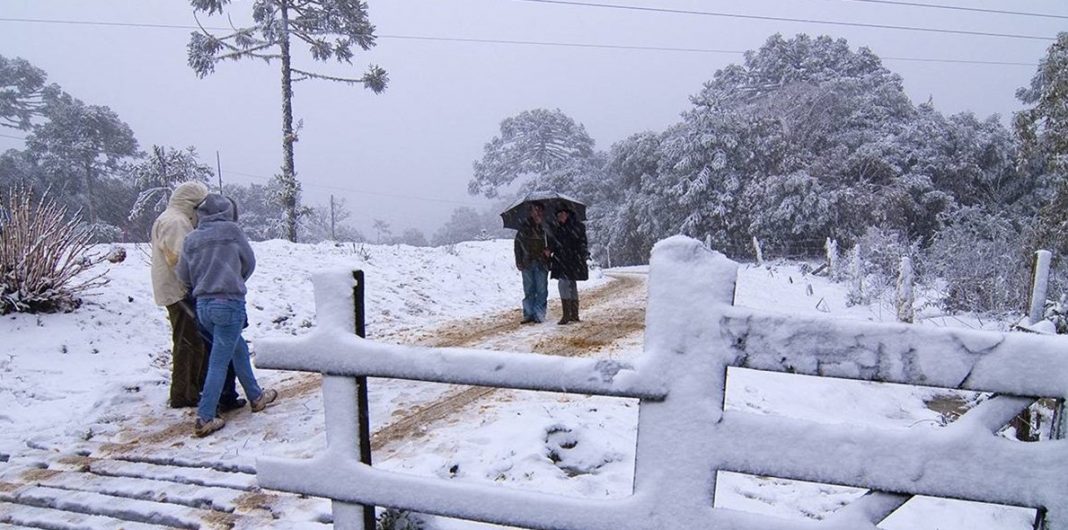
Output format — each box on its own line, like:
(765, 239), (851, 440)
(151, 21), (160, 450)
(256, 235), (1068, 530)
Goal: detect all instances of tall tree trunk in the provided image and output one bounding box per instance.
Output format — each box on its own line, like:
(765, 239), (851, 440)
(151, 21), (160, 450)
(279, 0), (298, 242)
(83, 157), (97, 225)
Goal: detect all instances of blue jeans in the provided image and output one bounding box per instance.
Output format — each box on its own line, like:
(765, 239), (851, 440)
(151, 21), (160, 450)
(196, 298), (263, 422)
(521, 262), (548, 322)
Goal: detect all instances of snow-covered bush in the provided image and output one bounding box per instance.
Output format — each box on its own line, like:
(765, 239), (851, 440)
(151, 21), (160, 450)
(0, 188), (107, 314)
(825, 238), (840, 280)
(86, 222), (123, 244)
(854, 226), (921, 280)
(376, 508), (426, 530)
(925, 207), (1029, 313)
(1044, 296), (1068, 334)
(846, 245), (866, 306)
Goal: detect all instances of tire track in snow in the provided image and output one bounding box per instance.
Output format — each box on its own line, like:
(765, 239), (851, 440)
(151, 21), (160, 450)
(369, 273), (647, 451)
(80, 273), (645, 459)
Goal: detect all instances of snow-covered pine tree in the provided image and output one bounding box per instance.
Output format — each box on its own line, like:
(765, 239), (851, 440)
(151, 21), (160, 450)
(1016, 32), (1068, 177)
(468, 108), (596, 198)
(25, 91), (139, 229)
(0, 55), (56, 130)
(188, 0), (388, 242)
(1019, 33), (1068, 259)
(222, 182), (288, 241)
(128, 146), (213, 223)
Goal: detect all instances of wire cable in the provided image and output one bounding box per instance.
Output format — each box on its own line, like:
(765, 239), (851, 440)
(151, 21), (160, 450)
(831, 0), (1068, 20)
(0, 17), (1040, 67)
(507, 0), (1059, 41)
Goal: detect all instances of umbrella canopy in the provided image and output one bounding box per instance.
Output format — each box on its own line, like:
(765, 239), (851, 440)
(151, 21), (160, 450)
(500, 191), (587, 230)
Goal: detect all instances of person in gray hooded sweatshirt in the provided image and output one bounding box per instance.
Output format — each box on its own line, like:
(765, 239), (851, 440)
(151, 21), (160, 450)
(177, 193), (278, 437)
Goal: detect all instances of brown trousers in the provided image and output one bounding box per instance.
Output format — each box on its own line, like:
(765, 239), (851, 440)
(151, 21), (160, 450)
(166, 301), (207, 407)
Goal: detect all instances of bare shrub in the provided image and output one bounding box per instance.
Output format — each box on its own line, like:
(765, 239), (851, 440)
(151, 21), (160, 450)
(925, 207), (1029, 313)
(0, 188), (108, 315)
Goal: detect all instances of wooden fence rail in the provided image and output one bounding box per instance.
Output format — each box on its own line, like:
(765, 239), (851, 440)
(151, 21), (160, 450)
(256, 236), (1068, 530)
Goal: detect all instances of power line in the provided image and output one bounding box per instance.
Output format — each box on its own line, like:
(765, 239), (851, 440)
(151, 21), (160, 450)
(378, 33), (741, 55)
(831, 0), (1068, 20)
(507, 0), (1059, 41)
(380, 34), (1036, 66)
(0, 17), (1040, 67)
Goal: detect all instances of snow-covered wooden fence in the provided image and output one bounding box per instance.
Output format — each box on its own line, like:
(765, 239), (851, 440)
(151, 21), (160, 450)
(256, 236), (1068, 530)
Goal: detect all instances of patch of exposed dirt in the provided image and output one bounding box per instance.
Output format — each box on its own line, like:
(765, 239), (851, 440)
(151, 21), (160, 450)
(233, 490), (278, 516)
(18, 468), (60, 484)
(413, 273), (644, 349)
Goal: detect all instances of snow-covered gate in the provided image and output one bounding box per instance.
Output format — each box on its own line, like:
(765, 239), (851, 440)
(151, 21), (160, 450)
(256, 236), (1068, 530)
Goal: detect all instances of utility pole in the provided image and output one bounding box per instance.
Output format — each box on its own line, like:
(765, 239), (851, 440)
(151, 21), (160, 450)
(330, 194), (337, 241)
(216, 151), (224, 193)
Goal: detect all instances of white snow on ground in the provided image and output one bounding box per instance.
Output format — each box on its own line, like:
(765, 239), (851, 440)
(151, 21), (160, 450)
(0, 239), (1045, 529)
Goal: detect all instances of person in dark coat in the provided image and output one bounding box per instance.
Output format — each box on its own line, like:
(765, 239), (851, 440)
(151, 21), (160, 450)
(514, 201), (551, 323)
(549, 207), (589, 325)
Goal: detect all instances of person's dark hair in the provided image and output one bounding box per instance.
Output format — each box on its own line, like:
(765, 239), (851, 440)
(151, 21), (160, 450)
(530, 201), (545, 211)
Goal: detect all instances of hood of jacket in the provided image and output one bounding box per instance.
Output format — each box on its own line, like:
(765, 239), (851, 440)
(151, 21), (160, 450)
(168, 182), (209, 219)
(196, 193), (237, 224)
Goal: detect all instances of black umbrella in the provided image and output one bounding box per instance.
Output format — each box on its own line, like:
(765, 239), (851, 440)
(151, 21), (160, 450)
(500, 191), (587, 230)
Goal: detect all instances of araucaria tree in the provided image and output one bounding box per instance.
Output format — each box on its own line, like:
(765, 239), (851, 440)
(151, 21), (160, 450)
(128, 145), (214, 222)
(187, 0), (389, 242)
(469, 108), (596, 198)
(0, 55), (56, 130)
(25, 91), (139, 227)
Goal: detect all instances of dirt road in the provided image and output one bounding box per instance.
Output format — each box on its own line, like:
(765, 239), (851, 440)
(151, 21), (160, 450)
(0, 272), (649, 529)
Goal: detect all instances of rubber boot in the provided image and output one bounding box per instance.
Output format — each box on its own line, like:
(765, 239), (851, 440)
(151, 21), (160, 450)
(571, 299), (581, 323)
(557, 300), (571, 325)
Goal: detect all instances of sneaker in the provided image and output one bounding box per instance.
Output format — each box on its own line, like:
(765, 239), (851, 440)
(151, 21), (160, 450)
(194, 416), (226, 438)
(251, 388), (278, 412)
(218, 397), (247, 414)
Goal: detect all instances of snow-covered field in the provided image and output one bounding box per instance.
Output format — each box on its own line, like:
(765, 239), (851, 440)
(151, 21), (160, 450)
(0, 239), (1041, 529)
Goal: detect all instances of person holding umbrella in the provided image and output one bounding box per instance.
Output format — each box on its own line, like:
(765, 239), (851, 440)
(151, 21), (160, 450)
(514, 201), (551, 323)
(549, 206), (589, 325)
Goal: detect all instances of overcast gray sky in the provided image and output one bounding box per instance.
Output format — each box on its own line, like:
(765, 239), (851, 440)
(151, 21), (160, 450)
(2, 0), (1065, 236)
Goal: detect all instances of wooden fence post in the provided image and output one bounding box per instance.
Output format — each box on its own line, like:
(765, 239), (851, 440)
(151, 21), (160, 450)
(1029, 250), (1052, 325)
(896, 256), (914, 323)
(825, 238), (839, 280)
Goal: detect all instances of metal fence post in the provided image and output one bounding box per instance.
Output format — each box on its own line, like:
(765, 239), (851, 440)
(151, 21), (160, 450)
(353, 270), (375, 530)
